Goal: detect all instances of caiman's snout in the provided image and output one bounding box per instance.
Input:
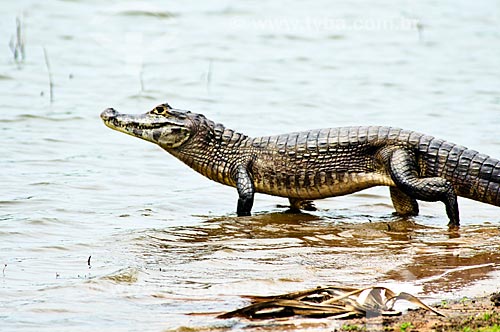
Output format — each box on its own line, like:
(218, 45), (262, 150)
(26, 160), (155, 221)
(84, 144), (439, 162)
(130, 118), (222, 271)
(100, 108), (119, 121)
(100, 104), (193, 149)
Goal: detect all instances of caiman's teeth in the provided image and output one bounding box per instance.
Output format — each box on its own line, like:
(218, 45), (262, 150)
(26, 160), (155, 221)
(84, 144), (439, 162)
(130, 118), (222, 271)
(113, 122), (165, 130)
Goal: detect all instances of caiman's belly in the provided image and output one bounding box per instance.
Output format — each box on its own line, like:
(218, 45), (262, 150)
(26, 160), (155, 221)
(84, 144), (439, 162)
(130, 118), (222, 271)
(253, 171), (395, 199)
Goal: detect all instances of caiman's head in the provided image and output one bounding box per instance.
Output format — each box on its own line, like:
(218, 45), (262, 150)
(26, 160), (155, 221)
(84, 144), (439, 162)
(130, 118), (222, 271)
(100, 103), (193, 149)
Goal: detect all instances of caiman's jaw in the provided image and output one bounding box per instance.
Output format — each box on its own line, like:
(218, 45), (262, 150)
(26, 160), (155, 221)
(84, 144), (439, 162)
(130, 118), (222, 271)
(100, 103), (192, 149)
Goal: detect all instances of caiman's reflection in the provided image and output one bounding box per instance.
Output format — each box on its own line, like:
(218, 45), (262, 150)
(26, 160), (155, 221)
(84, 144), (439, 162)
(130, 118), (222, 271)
(155, 212), (422, 243)
(139, 212), (500, 295)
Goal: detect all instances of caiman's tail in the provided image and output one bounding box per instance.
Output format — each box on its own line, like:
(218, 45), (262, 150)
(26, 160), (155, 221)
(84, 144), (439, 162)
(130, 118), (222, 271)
(441, 147), (500, 206)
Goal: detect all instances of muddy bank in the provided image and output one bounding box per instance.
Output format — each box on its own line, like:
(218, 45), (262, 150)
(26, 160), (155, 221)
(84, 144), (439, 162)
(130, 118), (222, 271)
(336, 293), (500, 332)
(204, 293), (500, 332)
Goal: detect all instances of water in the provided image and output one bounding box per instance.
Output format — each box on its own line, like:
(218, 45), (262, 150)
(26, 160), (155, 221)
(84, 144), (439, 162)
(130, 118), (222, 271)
(1, 0), (500, 331)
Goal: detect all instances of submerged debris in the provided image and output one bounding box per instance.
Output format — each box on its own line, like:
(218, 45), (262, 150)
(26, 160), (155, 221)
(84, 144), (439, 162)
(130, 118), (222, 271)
(101, 268), (139, 283)
(218, 286), (444, 320)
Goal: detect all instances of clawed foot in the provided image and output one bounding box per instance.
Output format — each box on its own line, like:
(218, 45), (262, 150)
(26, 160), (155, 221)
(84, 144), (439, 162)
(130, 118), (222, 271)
(288, 198), (317, 212)
(299, 200), (317, 211)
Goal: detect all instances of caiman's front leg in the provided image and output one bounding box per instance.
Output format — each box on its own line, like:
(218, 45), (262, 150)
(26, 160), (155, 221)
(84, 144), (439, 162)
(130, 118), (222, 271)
(385, 148), (460, 227)
(233, 165), (254, 216)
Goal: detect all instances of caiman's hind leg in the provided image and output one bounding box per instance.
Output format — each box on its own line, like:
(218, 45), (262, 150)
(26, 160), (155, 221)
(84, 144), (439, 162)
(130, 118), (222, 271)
(288, 198), (317, 212)
(390, 187), (419, 217)
(386, 148), (460, 227)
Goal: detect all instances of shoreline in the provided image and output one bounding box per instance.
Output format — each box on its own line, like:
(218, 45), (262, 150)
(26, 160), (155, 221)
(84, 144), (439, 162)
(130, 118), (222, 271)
(336, 293), (500, 332)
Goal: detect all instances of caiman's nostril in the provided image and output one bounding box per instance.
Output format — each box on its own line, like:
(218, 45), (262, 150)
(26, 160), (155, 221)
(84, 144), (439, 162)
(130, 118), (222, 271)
(101, 108), (118, 120)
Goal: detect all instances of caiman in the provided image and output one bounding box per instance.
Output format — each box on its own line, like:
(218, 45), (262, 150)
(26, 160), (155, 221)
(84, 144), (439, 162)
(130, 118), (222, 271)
(100, 103), (500, 227)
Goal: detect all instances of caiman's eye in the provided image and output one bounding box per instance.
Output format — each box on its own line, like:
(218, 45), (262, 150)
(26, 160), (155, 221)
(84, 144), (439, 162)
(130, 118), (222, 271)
(151, 106), (167, 115)
(150, 103), (174, 116)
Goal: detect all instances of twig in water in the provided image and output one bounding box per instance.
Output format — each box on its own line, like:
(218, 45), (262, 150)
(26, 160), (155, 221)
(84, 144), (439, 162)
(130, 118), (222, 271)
(206, 59), (213, 94)
(43, 47), (54, 103)
(9, 16), (25, 63)
(139, 63), (145, 93)
(400, 11), (423, 43)
(416, 20), (424, 42)
(16, 17), (25, 60)
(87, 255), (92, 269)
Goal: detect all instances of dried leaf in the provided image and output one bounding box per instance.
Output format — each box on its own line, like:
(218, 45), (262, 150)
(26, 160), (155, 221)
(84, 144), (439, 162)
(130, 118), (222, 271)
(386, 292), (445, 317)
(218, 285), (444, 320)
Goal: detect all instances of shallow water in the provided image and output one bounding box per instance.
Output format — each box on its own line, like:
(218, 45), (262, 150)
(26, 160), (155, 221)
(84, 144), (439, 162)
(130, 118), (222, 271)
(1, 1), (500, 331)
